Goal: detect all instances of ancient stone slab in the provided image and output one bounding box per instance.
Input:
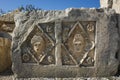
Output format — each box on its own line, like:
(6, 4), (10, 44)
(0, 9), (20, 22)
(12, 8), (119, 78)
(112, 0), (120, 13)
(14, 77), (120, 80)
(0, 35), (12, 72)
(100, 0), (120, 13)
(100, 0), (112, 8)
(100, 0), (120, 72)
(0, 9), (19, 36)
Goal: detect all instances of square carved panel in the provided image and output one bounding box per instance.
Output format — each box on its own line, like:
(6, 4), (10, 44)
(62, 21), (95, 67)
(21, 21), (95, 67)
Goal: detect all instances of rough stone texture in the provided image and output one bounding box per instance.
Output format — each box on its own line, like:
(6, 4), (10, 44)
(0, 10), (18, 35)
(100, 0), (120, 13)
(1, 75), (120, 80)
(100, 0), (108, 8)
(14, 77), (120, 80)
(100, 0), (120, 74)
(12, 8), (119, 78)
(0, 37), (12, 72)
(111, 2), (120, 69)
(112, 0), (120, 13)
(0, 69), (13, 80)
(0, 9), (19, 72)
(0, 9), (20, 22)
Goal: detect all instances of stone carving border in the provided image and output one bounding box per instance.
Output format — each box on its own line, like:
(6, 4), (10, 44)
(12, 8), (118, 78)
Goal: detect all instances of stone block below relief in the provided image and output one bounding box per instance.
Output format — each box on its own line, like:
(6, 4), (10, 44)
(12, 8), (119, 78)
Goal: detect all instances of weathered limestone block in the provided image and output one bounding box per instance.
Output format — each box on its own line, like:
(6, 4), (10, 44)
(0, 9), (20, 36)
(0, 9), (20, 22)
(0, 36), (12, 72)
(0, 10), (19, 72)
(100, 0), (113, 8)
(12, 8), (119, 78)
(100, 0), (120, 13)
(112, 1), (120, 65)
(112, 0), (120, 13)
(14, 77), (120, 80)
(100, 0), (120, 70)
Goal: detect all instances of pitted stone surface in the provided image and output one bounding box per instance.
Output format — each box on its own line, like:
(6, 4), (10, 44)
(0, 37), (12, 72)
(100, 0), (120, 13)
(0, 9), (20, 22)
(100, 0), (120, 75)
(12, 8), (119, 78)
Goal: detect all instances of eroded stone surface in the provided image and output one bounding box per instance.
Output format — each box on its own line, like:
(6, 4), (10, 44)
(100, 0), (120, 75)
(100, 0), (117, 9)
(0, 9), (20, 72)
(14, 77), (120, 80)
(0, 37), (12, 72)
(12, 8), (119, 78)
(100, 0), (120, 13)
(0, 9), (20, 22)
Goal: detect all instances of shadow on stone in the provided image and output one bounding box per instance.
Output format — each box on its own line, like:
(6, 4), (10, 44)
(0, 68), (13, 76)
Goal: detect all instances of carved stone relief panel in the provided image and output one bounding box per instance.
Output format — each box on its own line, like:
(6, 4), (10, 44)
(21, 22), (55, 65)
(12, 9), (118, 77)
(62, 21), (95, 66)
(21, 21), (95, 67)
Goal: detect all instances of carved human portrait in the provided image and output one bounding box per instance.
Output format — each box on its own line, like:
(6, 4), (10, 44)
(73, 34), (82, 52)
(31, 35), (46, 57)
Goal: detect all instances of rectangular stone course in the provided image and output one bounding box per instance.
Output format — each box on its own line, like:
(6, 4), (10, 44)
(12, 8), (119, 78)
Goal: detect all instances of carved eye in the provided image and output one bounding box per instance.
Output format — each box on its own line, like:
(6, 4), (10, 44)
(34, 44), (37, 46)
(38, 43), (41, 46)
(34, 42), (41, 46)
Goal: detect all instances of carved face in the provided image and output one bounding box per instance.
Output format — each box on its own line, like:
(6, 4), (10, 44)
(73, 41), (82, 52)
(31, 36), (45, 55)
(73, 34), (82, 52)
(33, 42), (42, 54)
